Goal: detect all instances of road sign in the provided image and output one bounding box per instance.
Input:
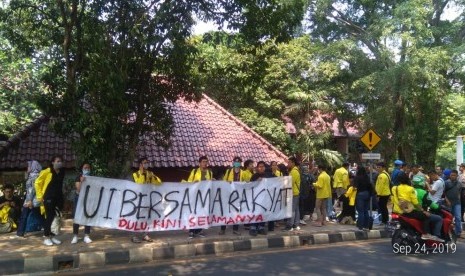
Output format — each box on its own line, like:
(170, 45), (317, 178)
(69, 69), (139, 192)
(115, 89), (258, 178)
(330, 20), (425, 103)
(360, 129), (381, 151)
(361, 153), (381, 160)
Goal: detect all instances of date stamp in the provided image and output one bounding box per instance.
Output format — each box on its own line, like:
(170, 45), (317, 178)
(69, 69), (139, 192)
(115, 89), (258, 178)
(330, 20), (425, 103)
(393, 243), (457, 255)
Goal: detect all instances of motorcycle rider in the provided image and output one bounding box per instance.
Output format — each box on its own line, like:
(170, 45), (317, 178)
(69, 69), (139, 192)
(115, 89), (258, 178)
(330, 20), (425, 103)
(391, 172), (443, 242)
(412, 176), (445, 242)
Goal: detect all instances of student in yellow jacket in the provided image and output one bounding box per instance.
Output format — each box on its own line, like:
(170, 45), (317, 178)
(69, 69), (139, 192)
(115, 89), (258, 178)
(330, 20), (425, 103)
(34, 156), (65, 246)
(375, 162), (391, 225)
(133, 158), (162, 185)
(187, 156), (212, 238)
(391, 172), (436, 240)
(220, 156), (244, 235)
(313, 164), (331, 227)
(333, 162), (350, 195)
(271, 161), (283, 177)
(284, 157), (301, 231)
(130, 157), (161, 243)
(242, 159), (255, 181)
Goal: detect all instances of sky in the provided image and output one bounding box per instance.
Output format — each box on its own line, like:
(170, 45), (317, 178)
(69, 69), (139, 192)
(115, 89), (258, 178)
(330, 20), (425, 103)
(192, 3), (463, 35)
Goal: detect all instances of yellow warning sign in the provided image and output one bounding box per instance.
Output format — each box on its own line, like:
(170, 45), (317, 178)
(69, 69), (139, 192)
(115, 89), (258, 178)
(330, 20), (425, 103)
(360, 129), (381, 151)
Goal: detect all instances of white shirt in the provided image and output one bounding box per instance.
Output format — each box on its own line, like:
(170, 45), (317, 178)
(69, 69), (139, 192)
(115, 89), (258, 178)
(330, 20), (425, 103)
(428, 178), (445, 203)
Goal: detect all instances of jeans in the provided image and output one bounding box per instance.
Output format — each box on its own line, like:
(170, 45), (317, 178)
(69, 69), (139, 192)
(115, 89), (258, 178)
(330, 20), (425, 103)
(378, 195), (390, 224)
(16, 206), (31, 236)
(451, 203), (462, 235)
(326, 197), (333, 218)
(72, 194), (90, 235)
(428, 213), (443, 237)
(356, 191), (370, 229)
(287, 196), (300, 228)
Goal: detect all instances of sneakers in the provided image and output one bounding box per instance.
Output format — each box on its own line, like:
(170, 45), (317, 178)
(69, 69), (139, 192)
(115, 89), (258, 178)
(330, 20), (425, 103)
(51, 237), (62, 245)
(83, 235), (93, 244)
(197, 231), (206, 238)
(249, 229), (258, 236)
(188, 232), (194, 239)
(303, 215), (311, 221)
(431, 236), (445, 243)
(293, 226), (301, 231)
(233, 230), (241, 235)
(43, 238), (54, 246)
(131, 236), (142, 243)
(258, 229), (267, 235)
(421, 234), (434, 240)
(282, 226), (293, 232)
(71, 235), (78, 244)
(299, 220), (307, 225)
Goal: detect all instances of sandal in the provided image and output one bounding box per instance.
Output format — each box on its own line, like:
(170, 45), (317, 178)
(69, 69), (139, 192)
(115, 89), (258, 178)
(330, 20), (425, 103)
(142, 235), (153, 242)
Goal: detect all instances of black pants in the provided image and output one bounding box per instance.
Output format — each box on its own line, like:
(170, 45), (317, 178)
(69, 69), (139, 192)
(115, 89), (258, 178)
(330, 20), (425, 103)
(378, 195), (390, 223)
(337, 195), (356, 221)
(299, 196), (311, 220)
(43, 199), (57, 237)
(308, 190), (316, 215)
(220, 225), (239, 231)
(72, 194), (90, 235)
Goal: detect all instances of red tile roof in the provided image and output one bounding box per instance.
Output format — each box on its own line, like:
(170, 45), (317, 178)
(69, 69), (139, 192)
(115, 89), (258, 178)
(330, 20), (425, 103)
(0, 94), (288, 170)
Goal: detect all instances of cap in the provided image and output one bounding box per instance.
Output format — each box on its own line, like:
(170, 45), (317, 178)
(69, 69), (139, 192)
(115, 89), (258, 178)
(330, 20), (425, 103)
(443, 169), (452, 177)
(459, 163), (465, 168)
(394, 160), (403, 165)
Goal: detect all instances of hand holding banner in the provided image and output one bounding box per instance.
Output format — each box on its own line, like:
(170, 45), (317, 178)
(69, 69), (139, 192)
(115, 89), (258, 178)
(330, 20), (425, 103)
(74, 176), (293, 232)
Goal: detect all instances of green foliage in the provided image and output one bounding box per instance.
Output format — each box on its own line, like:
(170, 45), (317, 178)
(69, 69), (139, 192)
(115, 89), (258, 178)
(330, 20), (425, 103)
(0, 38), (41, 137)
(0, 0), (308, 176)
(307, 0), (465, 168)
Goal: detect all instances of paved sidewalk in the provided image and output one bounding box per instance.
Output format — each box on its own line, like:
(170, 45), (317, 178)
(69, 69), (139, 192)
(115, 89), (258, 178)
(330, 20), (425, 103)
(0, 219), (392, 275)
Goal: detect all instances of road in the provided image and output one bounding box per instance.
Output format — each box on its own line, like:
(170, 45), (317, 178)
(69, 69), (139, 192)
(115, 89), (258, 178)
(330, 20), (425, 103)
(62, 240), (465, 276)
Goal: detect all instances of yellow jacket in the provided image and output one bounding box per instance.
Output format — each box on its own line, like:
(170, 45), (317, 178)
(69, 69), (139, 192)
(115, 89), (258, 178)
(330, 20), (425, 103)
(375, 170), (391, 196)
(333, 167), (349, 189)
(133, 170), (162, 185)
(289, 167), (301, 196)
(345, 186), (357, 206)
(34, 168), (53, 216)
(273, 170), (283, 177)
(391, 184), (418, 214)
(242, 170), (253, 182)
(314, 171), (331, 199)
(223, 168), (246, 181)
(187, 168), (213, 182)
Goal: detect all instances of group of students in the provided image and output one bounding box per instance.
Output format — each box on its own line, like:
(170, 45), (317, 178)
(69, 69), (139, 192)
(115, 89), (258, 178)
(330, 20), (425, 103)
(334, 160), (464, 240)
(13, 154), (459, 246)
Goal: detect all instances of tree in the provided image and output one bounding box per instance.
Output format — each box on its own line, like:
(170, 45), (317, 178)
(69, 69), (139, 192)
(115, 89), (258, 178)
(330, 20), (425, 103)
(307, 0), (465, 169)
(0, 38), (41, 137)
(0, 0), (308, 176)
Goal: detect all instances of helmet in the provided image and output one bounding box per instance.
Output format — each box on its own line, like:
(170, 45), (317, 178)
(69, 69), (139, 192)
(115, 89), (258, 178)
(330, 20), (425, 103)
(394, 160), (403, 166)
(412, 175), (425, 188)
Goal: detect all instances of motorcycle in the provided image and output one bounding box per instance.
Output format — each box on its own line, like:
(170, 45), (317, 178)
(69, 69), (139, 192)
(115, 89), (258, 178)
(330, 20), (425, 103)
(389, 208), (458, 254)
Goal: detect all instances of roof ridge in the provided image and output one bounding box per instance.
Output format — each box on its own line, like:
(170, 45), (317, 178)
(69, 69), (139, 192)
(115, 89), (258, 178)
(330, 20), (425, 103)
(0, 115), (49, 157)
(201, 93), (288, 160)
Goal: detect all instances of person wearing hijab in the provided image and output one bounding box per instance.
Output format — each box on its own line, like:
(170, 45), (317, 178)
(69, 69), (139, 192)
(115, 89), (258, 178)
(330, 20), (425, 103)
(16, 160), (42, 237)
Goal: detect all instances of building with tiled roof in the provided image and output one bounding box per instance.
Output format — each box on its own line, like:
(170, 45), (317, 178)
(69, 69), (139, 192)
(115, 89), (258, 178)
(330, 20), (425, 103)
(0, 94), (288, 184)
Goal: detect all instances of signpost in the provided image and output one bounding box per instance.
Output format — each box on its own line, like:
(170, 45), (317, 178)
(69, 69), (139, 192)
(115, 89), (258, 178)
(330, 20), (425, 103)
(360, 129), (382, 187)
(361, 153), (381, 160)
(360, 129), (381, 151)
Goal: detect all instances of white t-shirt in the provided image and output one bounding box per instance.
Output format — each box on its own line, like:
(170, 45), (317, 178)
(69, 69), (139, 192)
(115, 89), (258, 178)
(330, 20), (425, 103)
(428, 178), (445, 203)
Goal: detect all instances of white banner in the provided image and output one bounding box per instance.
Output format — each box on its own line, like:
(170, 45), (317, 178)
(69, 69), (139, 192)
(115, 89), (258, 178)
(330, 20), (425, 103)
(74, 176), (293, 232)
